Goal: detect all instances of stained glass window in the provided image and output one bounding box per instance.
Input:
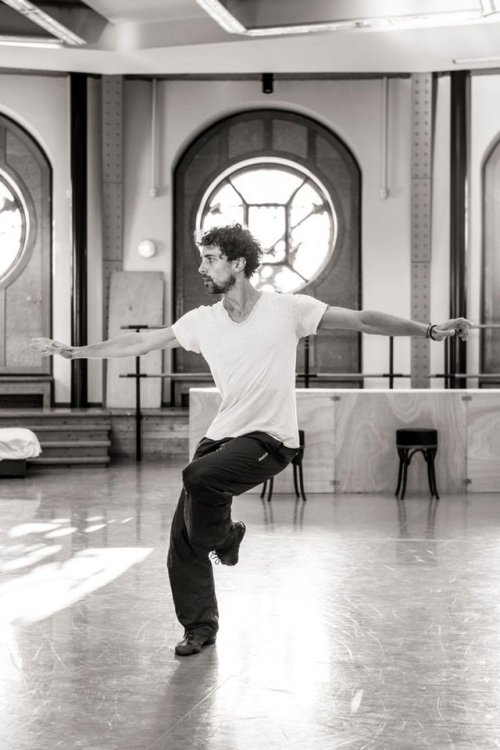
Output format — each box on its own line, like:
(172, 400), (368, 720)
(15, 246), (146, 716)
(196, 158), (336, 293)
(0, 174), (26, 281)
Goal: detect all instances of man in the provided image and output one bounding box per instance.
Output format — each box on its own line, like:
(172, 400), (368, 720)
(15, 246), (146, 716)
(31, 223), (472, 657)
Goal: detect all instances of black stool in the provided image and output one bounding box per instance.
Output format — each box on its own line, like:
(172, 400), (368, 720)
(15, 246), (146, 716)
(261, 430), (307, 502)
(395, 428), (439, 500)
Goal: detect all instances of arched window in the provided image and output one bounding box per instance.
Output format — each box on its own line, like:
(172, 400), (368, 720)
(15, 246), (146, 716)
(0, 114), (51, 381)
(482, 138), (500, 385)
(197, 158), (336, 293)
(0, 172), (28, 284)
(173, 109), (361, 405)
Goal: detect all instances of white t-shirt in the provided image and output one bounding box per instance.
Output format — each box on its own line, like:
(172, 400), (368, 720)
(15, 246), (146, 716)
(172, 291), (328, 448)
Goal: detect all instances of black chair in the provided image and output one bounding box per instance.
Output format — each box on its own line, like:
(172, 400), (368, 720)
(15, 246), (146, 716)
(261, 429), (307, 502)
(395, 428), (439, 500)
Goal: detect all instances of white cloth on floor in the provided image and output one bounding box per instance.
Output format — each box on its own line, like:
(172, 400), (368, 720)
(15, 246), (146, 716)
(0, 428), (41, 460)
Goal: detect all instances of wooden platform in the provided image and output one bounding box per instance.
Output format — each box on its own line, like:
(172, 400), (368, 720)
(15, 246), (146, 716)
(190, 388), (500, 494)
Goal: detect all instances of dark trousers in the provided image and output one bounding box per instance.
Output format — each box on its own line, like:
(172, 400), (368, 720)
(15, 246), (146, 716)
(167, 431), (297, 637)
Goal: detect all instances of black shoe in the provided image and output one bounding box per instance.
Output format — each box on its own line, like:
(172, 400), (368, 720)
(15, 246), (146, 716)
(211, 521), (246, 566)
(175, 631), (216, 656)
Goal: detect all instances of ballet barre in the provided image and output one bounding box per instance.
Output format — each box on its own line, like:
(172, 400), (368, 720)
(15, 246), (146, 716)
(120, 323), (500, 460)
(119, 369), (411, 461)
(119, 372), (411, 380)
(430, 373), (500, 379)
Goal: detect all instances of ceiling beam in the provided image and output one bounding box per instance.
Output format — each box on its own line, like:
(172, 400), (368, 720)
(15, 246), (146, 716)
(0, 0), (108, 46)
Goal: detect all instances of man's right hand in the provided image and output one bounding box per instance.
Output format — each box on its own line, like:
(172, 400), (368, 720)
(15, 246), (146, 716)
(29, 338), (74, 359)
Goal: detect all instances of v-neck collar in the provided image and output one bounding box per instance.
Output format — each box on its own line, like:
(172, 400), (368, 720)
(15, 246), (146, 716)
(221, 292), (264, 325)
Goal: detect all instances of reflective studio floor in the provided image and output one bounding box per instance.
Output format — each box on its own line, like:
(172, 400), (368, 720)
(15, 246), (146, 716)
(1, 461), (500, 750)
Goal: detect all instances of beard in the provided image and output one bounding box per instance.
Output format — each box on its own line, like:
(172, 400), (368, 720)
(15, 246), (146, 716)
(202, 273), (236, 295)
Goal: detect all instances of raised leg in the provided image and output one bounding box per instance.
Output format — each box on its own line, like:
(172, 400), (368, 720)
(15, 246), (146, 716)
(167, 432), (295, 636)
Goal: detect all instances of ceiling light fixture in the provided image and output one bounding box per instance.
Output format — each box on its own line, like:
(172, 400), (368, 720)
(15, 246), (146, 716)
(0, 34), (62, 48)
(195, 0), (245, 34)
(1, 0), (85, 45)
(453, 55), (500, 65)
(246, 10), (498, 37)
(196, 0), (500, 37)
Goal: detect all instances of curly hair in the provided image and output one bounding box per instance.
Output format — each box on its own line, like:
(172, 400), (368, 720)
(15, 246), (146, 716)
(198, 224), (263, 278)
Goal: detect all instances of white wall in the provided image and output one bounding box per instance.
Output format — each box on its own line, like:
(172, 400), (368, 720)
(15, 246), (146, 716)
(0, 73), (72, 404)
(122, 77), (417, 388)
(2, 73), (487, 402)
(430, 75), (451, 388)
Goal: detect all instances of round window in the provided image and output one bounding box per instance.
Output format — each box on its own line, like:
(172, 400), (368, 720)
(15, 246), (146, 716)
(196, 158), (337, 293)
(0, 173), (26, 283)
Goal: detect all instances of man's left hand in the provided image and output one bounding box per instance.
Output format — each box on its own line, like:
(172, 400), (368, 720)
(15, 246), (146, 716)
(432, 317), (473, 341)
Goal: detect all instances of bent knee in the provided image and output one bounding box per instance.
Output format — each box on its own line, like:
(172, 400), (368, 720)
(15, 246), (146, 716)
(182, 461), (209, 490)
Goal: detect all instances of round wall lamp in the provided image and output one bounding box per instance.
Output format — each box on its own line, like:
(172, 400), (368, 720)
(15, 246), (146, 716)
(137, 239), (157, 258)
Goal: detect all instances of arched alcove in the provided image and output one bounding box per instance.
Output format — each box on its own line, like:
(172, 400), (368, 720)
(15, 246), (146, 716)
(173, 109), (361, 405)
(482, 138), (500, 385)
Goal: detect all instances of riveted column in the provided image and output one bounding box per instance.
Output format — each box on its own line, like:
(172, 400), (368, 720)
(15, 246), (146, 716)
(101, 75), (123, 337)
(410, 74), (434, 388)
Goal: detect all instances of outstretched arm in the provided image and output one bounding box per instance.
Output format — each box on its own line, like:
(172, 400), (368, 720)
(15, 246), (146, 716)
(319, 307), (472, 341)
(30, 326), (181, 359)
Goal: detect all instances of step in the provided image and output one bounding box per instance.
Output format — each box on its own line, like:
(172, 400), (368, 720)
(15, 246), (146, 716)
(39, 448), (109, 459)
(0, 427), (110, 442)
(37, 439), (111, 459)
(4, 424), (111, 432)
(0, 408), (109, 415)
(39, 446), (109, 459)
(39, 440), (111, 449)
(0, 418), (111, 430)
(0, 376), (52, 382)
(0, 409), (111, 423)
(21, 429), (110, 441)
(28, 456), (110, 465)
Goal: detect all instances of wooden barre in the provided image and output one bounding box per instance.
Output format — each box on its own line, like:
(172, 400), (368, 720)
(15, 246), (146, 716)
(430, 373), (500, 378)
(119, 372), (410, 379)
(120, 320), (500, 330)
(121, 371), (500, 380)
(122, 323), (500, 332)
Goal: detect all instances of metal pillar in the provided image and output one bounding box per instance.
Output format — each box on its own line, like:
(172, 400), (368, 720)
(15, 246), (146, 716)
(449, 71), (469, 389)
(70, 73), (88, 408)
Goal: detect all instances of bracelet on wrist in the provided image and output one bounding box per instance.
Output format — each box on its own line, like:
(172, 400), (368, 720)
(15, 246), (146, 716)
(429, 324), (438, 341)
(425, 323), (439, 340)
